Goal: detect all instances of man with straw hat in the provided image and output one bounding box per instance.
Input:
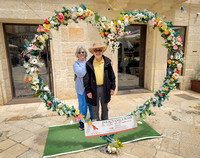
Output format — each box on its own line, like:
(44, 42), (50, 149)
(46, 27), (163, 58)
(84, 43), (116, 121)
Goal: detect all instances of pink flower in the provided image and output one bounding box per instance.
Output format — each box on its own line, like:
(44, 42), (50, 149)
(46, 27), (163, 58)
(27, 54), (30, 57)
(173, 45), (178, 50)
(35, 67), (38, 71)
(57, 13), (64, 22)
(76, 114), (83, 121)
(126, 31), (131, 35)
(37, 26), (46, 32)
(32, 45), (38, 50)
(177, 36), (182, 42)
(120, 32), (124, 36)
(170, 55), (173, 59)
(35, 34), (38, 38)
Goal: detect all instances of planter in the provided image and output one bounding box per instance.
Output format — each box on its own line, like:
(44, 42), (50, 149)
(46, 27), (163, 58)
(191, 80), (200, 93)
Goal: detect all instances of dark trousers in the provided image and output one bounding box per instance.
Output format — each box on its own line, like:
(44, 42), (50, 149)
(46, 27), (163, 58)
(92, 86), (108, 121)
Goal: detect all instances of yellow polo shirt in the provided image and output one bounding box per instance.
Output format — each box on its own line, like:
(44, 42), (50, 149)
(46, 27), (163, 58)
(93, 58), (104, 85)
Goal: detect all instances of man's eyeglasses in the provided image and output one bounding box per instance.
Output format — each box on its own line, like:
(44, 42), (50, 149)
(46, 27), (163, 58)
(77, 51), (86, 54)
(94, 49), (102, 53)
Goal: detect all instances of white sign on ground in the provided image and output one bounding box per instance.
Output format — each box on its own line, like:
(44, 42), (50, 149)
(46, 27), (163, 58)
(85, 116), (137, 138)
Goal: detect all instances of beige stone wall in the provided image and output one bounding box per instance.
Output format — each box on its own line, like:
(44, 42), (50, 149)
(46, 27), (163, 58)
(0, 0), (199, 104)
(0, 23), (13, 105)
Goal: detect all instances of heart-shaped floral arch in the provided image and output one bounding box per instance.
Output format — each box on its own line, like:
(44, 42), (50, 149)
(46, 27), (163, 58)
(23, 4), (184, 153)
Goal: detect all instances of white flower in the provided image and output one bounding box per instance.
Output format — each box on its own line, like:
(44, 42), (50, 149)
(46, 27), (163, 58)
(101, 16), (107, 21)
(31, 59), (38, 65)
(111, 147), (117, 153)
(70, 120), (73, 124)
(124, 18), (129, 26)
(50, 21), (56, 27)
(108, 21), (113, 28)
(135, 13), (145, 19)
(43, 86), (50, 92)
(43, 94), (48, 100)
(32, 84), (39, 91)
(42, 34), (48, 40)
(37, 35), (45, 43)
(108, 33), (115, 39)
(110, 26), (116, 33)
(78, 7), (83, 16)
(148, 18), (155, 26)
(32, 77), (39, 84)
(117, 20), (121, 26)
(172, 73), (179, 79)
(58, 103), (63, 108)
(177, 63), (182, 70)
(107, 145), (111, 153)
(24, 62), (29, 68)
(40, 45), (44, 50)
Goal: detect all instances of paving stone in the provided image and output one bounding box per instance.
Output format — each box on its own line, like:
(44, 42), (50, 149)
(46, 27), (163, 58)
(137, 137), (162, 149)
(0, 139), (16, 151)
(17, 149), (43, 158)
(9, 130), (34, 143)
(180, 142), (200, 158)
(129, 144), (157, 158)
(163, 129), (181, 141)
(161, 138), (180, 154)
(12, 120), (32, 128)
(21, 122), (43, 132)
(0, 144), (29, 158)
(22, 134), (47, 153)
(181, 132), (200, 146)
(194, 115), (200, 126)
(156, 151), (183, 158)
(190, 126), (200, 135)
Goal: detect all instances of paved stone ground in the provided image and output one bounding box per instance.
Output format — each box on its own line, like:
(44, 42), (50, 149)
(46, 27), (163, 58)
(0, 90), (200, 158)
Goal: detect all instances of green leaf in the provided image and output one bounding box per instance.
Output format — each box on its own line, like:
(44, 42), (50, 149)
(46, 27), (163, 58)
(80, 4), (87, 10)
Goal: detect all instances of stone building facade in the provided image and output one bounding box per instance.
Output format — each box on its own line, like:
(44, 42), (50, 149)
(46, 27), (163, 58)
(0, 0), (200, 105)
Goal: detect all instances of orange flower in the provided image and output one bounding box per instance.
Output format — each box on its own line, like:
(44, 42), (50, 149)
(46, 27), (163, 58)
(29, 77), (33, 81)
(164, 87), (168, 91)
(87, 121), (92, 125)
(105, 38), (108, 43)
(155, 18), (159, 23)
(168, 60), (171, 64)
(171, 79), (174, 82)
(164, 30), (169, 35)
(175, 61), (178, 64)
(100, 31), (104, 37)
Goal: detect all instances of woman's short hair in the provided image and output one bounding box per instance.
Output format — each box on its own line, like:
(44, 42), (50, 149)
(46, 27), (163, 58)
(75, 45), (87, 58)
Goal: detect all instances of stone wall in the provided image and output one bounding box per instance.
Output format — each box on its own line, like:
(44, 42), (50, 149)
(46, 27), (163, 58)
(0, 0), (199, 104)
(0, 23), (13, 105)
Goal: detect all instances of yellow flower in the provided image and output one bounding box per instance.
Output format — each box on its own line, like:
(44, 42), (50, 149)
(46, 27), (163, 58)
(164, 30), (170, 35)
(161, 24), (167, 31)
(64, 12), (68, 17)
(43, 24), (50, 31)
(75, 109), (79, 115)
(139, 19), (142, 22)
(105, 25), (109, 30)
(90, 12), (95, 17)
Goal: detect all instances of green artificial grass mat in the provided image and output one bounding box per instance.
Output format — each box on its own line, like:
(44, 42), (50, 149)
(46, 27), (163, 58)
(43, 121), (161, 157)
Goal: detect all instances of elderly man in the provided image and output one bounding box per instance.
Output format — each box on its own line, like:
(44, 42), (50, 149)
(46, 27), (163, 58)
(83, 43), (116, 121)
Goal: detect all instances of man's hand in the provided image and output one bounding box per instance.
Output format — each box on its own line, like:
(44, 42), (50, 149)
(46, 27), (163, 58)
(87, 92), (92, 99)
(110, 90), (115, 95)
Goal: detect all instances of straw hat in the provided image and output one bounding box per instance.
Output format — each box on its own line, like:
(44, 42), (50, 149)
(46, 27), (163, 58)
(88, 43), (107, 53)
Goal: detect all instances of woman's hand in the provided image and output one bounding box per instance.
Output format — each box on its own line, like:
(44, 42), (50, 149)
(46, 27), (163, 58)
(110, 90), (115, 95)
(87, 92), (92, 99)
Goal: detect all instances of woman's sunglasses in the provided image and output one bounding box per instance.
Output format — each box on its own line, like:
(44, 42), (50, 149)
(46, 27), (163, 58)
(77, 51), (86, 54)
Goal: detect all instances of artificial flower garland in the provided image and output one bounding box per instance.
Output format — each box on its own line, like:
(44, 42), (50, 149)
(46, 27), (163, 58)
(23, 4), (184, 154)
